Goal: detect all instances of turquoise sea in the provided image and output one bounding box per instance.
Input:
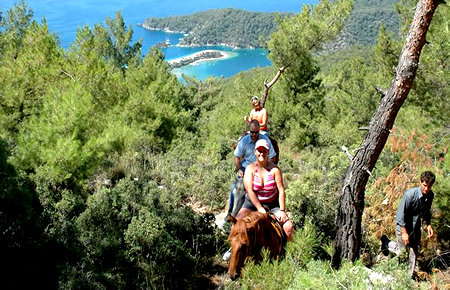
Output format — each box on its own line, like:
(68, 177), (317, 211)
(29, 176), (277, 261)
(1, 0), (318, 80)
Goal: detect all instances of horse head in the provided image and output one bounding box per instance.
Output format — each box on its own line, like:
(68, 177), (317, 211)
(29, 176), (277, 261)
(227, 211), (280, 280)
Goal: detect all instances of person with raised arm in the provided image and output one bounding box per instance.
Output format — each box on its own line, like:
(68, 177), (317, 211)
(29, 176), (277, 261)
(244, 96), (268, 135)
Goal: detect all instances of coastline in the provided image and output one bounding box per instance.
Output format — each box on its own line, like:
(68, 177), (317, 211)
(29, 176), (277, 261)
(139, 23), (186, 34)
(140, 24), (257, 49)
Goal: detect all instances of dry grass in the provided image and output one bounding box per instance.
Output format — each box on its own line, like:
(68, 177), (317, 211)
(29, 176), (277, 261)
(364, 127), (441, 240)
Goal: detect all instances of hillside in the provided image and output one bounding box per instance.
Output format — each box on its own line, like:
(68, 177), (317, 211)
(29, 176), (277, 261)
(143, 0), (400, 50)
(331, 0), (400, 49)
(142, 8), (290, 48)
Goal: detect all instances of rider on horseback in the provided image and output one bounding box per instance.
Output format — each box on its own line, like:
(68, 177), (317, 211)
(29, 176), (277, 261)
(226, 120), (277, 218)
(237, 138), (293, 240)
(223, 138), (292, 262)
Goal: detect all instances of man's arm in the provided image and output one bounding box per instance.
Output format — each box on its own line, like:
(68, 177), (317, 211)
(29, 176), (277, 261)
(234, 156), (244, 177)
(400, 226), (409, 245)
(396, 191), (410, 245)
(264, 135), (276, 161)
(424, 192), (434, 238)
(427, 224), (434, 239)
(423, 192), (434, 235)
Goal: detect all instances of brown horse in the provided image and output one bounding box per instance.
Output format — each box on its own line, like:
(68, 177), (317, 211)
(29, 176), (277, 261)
(227, 211), (284, 280)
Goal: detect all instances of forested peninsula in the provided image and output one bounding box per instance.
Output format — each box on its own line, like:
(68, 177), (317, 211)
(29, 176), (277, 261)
(142, 8), (291, 48)
(142, 0), (400, 50)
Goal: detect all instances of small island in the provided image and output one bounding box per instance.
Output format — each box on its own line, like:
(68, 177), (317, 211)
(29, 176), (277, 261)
(167, 50), (230, 69)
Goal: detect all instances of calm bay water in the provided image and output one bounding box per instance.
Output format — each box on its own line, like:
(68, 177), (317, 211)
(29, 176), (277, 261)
(1, 0), (318, 80)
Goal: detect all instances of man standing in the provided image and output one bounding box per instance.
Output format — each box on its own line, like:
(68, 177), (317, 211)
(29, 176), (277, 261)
(382, 171), (436, 277)
(227, 120), (276, 217)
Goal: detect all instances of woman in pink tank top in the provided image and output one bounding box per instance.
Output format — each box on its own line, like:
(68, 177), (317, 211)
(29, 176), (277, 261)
(236, 139), (293, 240)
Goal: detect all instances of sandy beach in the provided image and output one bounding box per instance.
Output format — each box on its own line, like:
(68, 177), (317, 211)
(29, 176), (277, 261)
(167, 49), (231, 67)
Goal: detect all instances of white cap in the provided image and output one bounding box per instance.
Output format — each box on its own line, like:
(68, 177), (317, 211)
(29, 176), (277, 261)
(255, 139), (269, 150)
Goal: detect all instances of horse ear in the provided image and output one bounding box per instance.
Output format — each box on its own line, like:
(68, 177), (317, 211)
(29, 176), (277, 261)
(229, 214), (237, 225)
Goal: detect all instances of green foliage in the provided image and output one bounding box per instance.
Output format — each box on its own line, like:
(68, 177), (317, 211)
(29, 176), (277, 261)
(262, 0), (354, 149)
(237, 222), (417, 289)
(236, 242), (429, 289)
(285, 219), (323, 267)
(0, 138), (62, 289)
(239, 249), (296, 289)
(74, 11), (142, 70)
(268, 86), (324, 149)
(0, 0), (33, 50)
(318, 56), (381, 146)
(268, 0), (353, 93)
(12, 86), (96, 184)
(404, 3), (449, 124)
(335, 0), (400, 48)
(393, 2), (449, 125)
(395, 0), (416, 37)
(139, 131), (233, 209)
(422, 169), (450, 270)
(290, 259), (414, 289)
(0, 137), (36, 250)
(286, 159), (341, 238)
(3, 11), (190, 187)
(71, 178), (219, 289)
(372, 25), (402, 81)
(0, 18), (65, 142)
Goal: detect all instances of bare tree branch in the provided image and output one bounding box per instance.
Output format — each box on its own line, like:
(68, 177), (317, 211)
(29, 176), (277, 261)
(375, 86), (386, 97)
(60, 68), (76, 81)
(341, 145), (353, 161)
(259, 15), (342, 108)
(261, 66), (287, 108)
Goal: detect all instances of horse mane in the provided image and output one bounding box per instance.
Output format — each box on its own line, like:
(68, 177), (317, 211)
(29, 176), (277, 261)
(242, 211), (267, 224)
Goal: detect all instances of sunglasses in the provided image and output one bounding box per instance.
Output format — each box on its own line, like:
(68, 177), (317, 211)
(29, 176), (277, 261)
(250, 130), (259, 135)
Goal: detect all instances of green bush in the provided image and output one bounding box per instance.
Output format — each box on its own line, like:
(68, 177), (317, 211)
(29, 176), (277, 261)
(68, 178), (220, 288)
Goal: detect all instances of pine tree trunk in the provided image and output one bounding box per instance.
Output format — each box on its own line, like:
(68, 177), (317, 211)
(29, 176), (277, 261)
(332, 0), (440, 267)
